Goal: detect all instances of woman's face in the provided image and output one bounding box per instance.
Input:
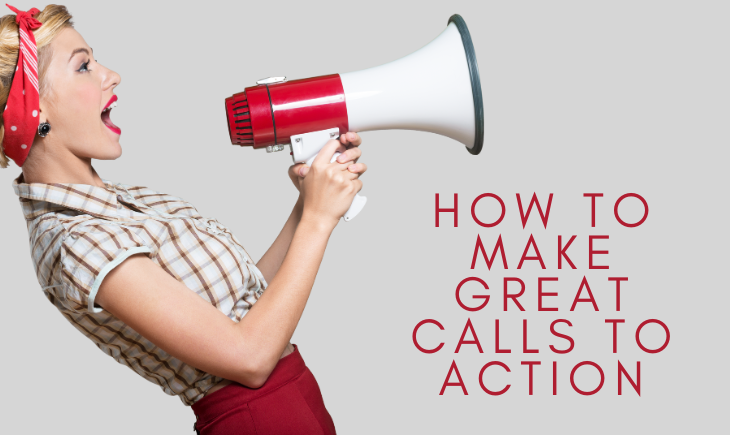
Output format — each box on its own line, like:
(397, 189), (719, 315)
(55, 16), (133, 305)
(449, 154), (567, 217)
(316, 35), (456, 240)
(38, 27), (122, 161)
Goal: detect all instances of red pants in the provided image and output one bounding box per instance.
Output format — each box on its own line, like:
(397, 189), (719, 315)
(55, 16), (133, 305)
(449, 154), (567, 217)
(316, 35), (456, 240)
(192, 345), (336, 434)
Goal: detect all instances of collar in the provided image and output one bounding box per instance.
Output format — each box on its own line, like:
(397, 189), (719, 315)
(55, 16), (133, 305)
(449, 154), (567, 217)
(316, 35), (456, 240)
(12, 173), (122, 221)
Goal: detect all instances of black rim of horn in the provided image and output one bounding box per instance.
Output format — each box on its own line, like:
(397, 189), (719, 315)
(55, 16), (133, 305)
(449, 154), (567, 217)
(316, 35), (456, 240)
(448, 14), (484, 155)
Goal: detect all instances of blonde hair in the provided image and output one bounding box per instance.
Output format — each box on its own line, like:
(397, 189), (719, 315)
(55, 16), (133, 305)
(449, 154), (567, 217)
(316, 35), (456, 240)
(0, 4), (73, 168)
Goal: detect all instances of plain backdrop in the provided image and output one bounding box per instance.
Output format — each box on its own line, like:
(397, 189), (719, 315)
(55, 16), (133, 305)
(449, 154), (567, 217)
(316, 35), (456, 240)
(0, 0), (728, 433)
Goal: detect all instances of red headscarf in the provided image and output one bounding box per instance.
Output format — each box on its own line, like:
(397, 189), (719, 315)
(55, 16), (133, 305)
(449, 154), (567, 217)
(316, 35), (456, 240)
(3, 4), (42, 167)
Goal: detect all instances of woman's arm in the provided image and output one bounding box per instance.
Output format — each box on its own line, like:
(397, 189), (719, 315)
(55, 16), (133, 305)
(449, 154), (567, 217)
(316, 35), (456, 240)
(255, 132), (364, 283)
(95, 213), (333, 388)
(255, 198), (302, 283)
(95, 138), (366, 388)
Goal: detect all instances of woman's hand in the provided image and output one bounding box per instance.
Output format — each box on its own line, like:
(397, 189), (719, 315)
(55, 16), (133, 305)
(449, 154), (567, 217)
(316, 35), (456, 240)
(295, 132), (367, 229)
(288, 132), (366, 217)
(288, 132), (365, 193)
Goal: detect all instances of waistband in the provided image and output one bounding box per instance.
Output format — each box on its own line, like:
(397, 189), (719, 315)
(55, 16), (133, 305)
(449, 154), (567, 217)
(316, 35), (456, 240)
(192, 344), (306, 421)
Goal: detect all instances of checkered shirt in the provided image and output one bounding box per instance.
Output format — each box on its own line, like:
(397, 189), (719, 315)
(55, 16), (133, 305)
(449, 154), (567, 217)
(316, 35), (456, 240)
(12, 174), (268, 406)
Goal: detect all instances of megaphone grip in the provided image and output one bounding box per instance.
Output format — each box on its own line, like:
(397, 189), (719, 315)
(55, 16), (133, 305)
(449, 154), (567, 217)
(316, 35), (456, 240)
(331, 151), (366, 222)
(344, 194), (367, 222)
(304, 151), (367, 222)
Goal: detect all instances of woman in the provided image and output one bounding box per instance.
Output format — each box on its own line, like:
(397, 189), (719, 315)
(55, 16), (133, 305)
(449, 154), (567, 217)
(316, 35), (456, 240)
(1, 4), (366, 434)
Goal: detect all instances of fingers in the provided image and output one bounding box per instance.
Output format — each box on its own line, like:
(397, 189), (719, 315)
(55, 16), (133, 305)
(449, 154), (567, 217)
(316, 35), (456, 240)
(337, 132), (363, 165)
(308, 133), (363, 179)
(289, 163), (308, 178)
(336, 144), (362, 164)
(345, 162), (367, 179)
(312, 139), (343, 167)
(339, 132), (362, 147)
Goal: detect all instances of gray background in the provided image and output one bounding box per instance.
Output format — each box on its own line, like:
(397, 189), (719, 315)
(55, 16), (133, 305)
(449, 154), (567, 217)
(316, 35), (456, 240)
(0, 0), (727, 433)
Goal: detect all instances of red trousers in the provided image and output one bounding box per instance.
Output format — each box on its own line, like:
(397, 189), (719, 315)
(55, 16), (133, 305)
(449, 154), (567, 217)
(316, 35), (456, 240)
(192, 345), (336, 435)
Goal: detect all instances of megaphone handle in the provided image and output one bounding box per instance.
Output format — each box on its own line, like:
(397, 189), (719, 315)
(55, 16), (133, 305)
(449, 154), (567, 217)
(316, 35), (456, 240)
(304, 151), (367, 222)
(344, 192), (367, 222)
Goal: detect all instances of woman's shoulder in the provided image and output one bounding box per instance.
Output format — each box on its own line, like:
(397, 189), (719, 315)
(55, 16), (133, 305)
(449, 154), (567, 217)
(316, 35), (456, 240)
(27, 212), (67, 263)
(26, 208), (93, 251)
(27, 210), (131, 266)
(26, 211), (94, 293)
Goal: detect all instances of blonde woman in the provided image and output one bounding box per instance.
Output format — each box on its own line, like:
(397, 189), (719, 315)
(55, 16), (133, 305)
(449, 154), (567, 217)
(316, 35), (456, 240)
(1, 4), (366, 434)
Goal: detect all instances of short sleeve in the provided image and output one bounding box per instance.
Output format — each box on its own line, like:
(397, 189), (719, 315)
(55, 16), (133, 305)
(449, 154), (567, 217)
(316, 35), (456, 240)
(60, 224), (153, 314)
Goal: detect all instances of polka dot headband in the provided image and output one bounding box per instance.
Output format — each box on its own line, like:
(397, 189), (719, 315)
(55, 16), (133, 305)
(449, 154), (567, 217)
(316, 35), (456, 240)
(3, 4), (42, 167)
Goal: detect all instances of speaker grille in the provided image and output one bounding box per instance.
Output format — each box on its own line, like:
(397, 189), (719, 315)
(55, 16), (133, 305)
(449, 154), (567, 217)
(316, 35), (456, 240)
(225, 91), (254, 145)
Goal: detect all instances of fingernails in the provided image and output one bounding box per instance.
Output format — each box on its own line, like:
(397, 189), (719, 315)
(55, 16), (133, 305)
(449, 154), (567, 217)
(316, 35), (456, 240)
(337, 154), (347, 163)
(348, 164), (356, 171)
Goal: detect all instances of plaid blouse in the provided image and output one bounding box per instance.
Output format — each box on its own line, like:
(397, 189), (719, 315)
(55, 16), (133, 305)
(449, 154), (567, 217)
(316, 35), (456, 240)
(12, 174), (268, 406)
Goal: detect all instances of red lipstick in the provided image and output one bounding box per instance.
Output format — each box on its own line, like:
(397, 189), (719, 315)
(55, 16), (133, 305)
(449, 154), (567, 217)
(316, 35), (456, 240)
(101, 95), (121, 134)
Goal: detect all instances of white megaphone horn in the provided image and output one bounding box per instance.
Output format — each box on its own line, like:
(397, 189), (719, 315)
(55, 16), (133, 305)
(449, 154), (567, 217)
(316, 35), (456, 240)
(225, 14), (484, 221)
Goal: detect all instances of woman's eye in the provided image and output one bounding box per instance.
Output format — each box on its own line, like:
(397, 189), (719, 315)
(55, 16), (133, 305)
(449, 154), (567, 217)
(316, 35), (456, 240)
(78, 61), (91, 73)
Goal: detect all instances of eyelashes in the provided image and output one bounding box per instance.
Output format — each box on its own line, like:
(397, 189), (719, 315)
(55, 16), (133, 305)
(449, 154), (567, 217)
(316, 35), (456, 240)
(78, 60), (92, 73)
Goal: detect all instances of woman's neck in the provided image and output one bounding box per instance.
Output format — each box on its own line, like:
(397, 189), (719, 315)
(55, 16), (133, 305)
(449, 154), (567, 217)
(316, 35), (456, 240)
(20, 142), (105, 187)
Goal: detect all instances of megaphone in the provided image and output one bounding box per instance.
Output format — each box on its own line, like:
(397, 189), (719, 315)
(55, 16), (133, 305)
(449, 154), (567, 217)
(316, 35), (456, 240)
(225, 14), (483, 221)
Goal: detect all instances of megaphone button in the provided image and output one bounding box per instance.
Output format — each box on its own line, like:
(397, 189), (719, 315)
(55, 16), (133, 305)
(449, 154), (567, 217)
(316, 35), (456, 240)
(256, 77), (287, 85)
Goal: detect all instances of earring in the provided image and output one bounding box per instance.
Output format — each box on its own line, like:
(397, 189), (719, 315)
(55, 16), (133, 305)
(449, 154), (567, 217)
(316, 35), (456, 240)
(37, 121), (51, 137)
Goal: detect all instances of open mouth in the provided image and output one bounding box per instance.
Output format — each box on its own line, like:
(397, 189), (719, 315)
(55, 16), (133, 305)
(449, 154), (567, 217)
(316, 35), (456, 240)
(101, 95), (121, 135)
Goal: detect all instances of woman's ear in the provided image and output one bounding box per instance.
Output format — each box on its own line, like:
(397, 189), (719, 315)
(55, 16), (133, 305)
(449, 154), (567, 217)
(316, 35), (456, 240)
(36, 105), (49, 125)
(37, 101), (45, 121)
(38, 95), (52, 121)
